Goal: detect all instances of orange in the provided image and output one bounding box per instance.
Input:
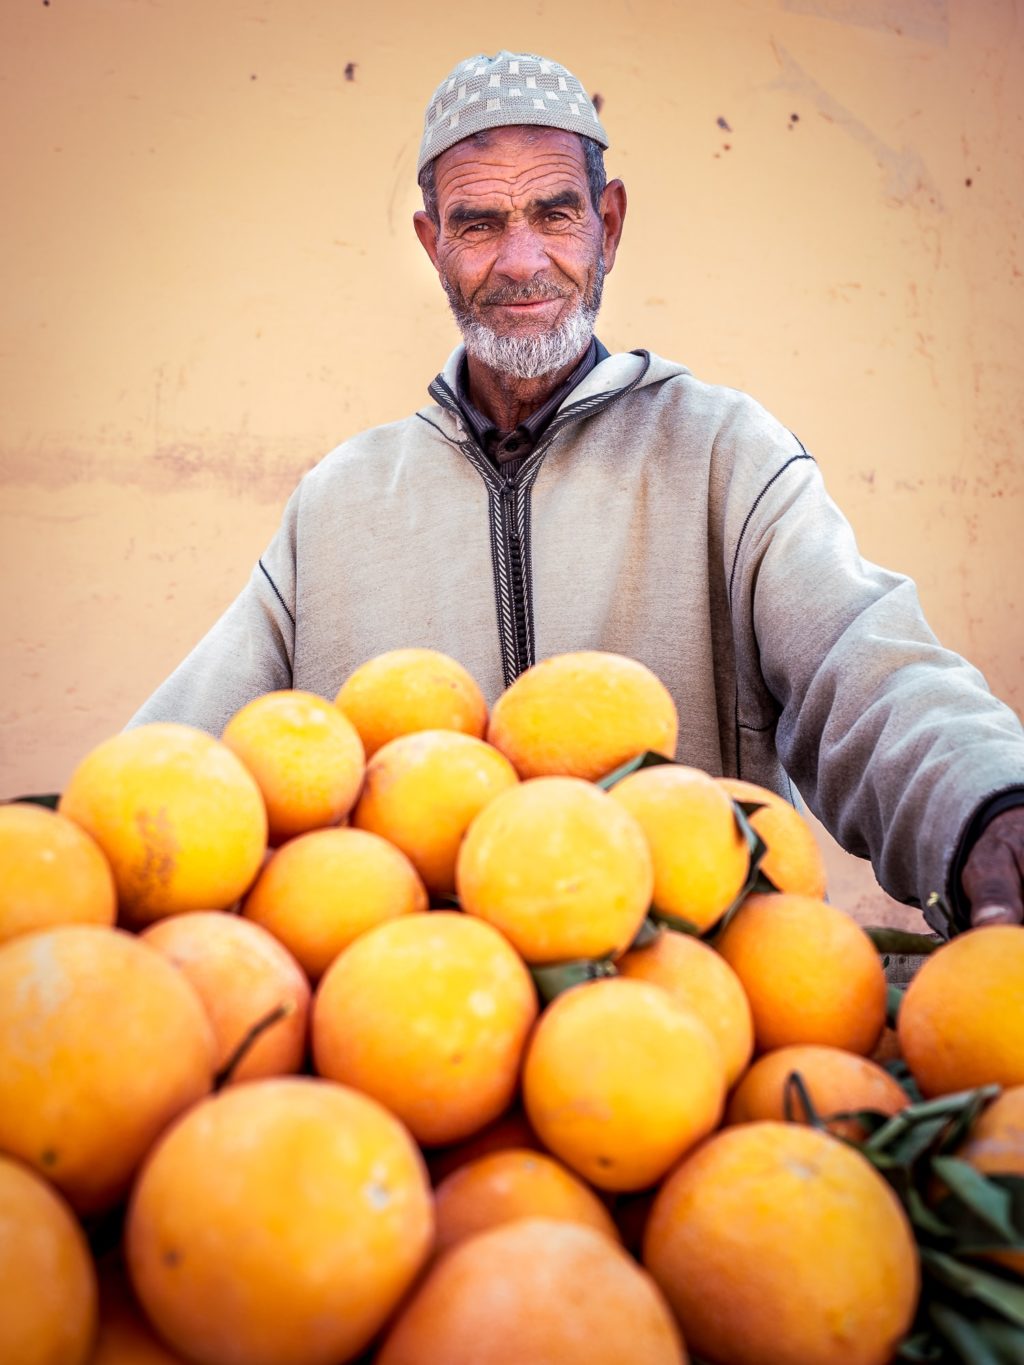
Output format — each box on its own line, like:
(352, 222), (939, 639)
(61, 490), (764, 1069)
(0, 801), (116, 945)
(486, 650), (678, 781)
(609, 765), (749, 932)
(456, 776), (653, 964)
(312, 912), (538, 1146)
(725, 1044), (909, 1141)
(0, 1154), (98, 1365)
(126, 1077), (434, 1365)
(954, 1085), (1024, 1275)
(644, 1122), (919, 1365)
(335, 647), (487, 758)
(352, 729), (518, 896)
(434, 1148), (619, 1254)
(426, 1105), (542, 1185)
(618, 928), (754, 1085)
(221, 689), (365, 845)
(243, 826), (427, 980)
(718, 777), (828, 898)
(0, 924), (215, 1213)
(897, 924), (1024, 1096)
(58, 723), (267, 926)
(522, 977), (725, 1191)
(715, 892), (887, 1056)
(140, 911), (310, 1084)
(377, 1218), (686, 1365)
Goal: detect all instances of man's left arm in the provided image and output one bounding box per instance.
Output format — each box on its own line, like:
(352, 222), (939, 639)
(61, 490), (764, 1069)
(730, 444), (1024, 937)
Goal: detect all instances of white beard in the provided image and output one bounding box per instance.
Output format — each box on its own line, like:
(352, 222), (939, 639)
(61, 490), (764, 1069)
(442, 259), (605, 381)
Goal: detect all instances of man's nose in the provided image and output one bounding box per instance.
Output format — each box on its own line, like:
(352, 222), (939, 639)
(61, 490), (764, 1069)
(492, 222), (550, 281)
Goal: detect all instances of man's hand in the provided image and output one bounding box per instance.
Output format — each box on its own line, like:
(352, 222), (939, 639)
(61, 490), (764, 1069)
(961, 807), (1024, 927)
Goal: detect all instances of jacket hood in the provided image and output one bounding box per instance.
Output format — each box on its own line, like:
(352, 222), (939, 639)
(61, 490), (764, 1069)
(425, 345), (691, 438)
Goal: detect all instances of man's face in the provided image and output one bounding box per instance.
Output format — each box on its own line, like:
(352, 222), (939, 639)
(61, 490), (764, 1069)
(414, 127), (625, 378)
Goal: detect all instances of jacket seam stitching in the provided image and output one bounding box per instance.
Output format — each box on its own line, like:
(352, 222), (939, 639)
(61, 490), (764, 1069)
(727, 443), (814, 606)
(258, 559), (295, 628)
(729, 435), (812, 779)
(425, 351), (655, 685)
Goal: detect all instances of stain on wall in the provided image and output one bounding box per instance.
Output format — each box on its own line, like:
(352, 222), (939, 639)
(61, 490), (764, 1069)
(782, 0), (950, 46)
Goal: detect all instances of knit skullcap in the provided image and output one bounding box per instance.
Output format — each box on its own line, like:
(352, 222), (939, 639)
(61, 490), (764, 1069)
(417, 51), (609, 176)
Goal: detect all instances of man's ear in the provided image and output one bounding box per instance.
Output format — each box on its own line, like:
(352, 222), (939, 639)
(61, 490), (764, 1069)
(599, 179), (627, 274)
(413, 210), (440, 270)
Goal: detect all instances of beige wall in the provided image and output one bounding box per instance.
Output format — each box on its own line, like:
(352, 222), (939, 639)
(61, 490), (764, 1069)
(2, 0), (1021, 924)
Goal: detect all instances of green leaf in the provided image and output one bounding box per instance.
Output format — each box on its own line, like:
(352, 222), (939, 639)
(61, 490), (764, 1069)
(863, 1087), (1003, 1159)
(971, 1318), (1024, 1364)
(864, 1112), (953, 1166)
(896, 1329), (945, 1362)
(700, 800), (769, 941)
(927, 1301), (1012, 1365)
(832, 1106), (900, 1139)
(865, 926), (944, 956)
(5, 792), (61, 810)
(992, 1176), (1024, 1232)
(649, 908), (703, 938)
(921, 1248), (1024, 1327)
(932, 1158), (1024, 1248)
(939, 1088), (1005, 1155)
(626, 916), (663, 952)
(905, 1184), (956, 1239)
(748, 868), (782, 894)
(529, 957), (618, 1004)
(887, 983), (905, 1029)
(882, 1058), (925, 1104)
(594, 750), (677, 790)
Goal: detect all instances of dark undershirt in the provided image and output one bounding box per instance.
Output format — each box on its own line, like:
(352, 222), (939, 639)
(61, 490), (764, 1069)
(455, 336), (610, 476)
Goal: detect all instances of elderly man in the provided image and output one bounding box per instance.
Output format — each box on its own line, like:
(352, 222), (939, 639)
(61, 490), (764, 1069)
(131, 51), (1024, 934)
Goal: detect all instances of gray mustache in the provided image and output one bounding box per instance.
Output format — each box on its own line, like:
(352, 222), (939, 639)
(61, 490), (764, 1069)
(481, 284), (568, 306)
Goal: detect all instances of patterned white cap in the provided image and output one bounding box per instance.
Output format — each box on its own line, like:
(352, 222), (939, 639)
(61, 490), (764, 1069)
(417, 51), (609, 176)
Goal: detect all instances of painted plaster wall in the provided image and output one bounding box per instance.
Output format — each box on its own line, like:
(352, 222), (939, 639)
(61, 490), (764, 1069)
(2, 0), (1021, 924)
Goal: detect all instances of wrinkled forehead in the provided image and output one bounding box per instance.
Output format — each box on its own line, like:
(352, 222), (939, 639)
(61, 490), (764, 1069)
(432, 127), (590, 208)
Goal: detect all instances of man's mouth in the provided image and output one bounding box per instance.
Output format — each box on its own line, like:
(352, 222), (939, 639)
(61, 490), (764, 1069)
(492, 298), (559, 311)
(482, 287), (569, 310)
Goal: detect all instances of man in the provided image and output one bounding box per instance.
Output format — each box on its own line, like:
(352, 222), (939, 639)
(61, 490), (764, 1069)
(130, 51), (1024, 934)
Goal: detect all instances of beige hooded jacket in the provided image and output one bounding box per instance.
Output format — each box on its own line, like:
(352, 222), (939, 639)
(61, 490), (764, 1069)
(129, 348), (1024, 930)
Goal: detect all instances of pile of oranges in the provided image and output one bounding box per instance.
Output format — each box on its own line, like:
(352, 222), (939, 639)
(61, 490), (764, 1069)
(1, 648), (1022, 1365)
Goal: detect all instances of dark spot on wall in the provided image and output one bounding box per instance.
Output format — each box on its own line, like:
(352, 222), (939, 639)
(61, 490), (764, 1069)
(591, 92), (604, 114)
(250, 73), (258, 81)
(965, 178), (973, 187)
(717, 116), (732, 132)
(791, 112), (800, 122)
(723, 143), (731, 152)
(344, 62), (357, 81)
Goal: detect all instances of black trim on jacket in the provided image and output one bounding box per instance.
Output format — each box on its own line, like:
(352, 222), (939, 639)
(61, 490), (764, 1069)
(425, 351), (653, 688)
